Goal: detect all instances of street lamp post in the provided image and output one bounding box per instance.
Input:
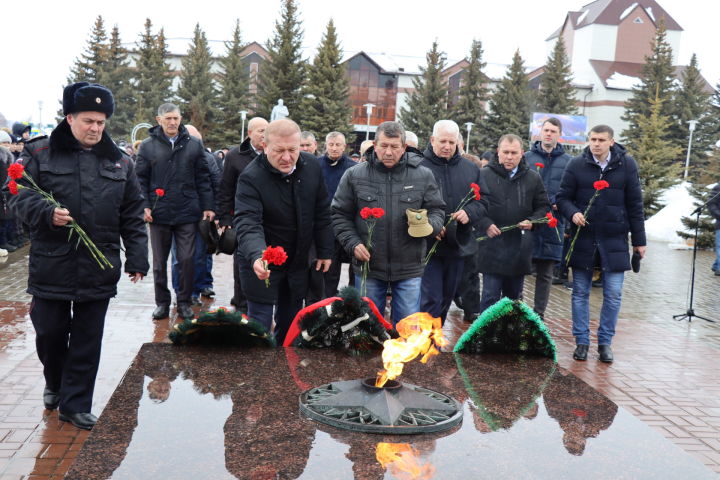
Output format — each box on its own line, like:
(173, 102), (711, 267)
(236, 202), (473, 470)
(464, 122), (474, 151)
(240, 110), (248, 141)
(363, 103), (375, 141)
(684, 119), (699, 180)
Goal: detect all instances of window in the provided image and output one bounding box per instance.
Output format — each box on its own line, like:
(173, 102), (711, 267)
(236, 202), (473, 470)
(633, 17), (643, 24)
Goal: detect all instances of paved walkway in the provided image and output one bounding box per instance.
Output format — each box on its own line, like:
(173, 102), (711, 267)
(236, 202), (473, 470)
(0, 240), (719, 478)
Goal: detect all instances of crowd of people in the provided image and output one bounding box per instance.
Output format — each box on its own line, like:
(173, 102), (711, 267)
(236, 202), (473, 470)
(0, 80), (667, 431)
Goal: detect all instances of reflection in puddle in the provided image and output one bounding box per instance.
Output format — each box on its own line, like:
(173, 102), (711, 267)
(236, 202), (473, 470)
(376, 443), (435, 480)
(110, 376), (233, 480)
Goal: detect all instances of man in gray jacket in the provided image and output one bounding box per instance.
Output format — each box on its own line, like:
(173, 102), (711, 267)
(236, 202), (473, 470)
(332, 121), (445, 325)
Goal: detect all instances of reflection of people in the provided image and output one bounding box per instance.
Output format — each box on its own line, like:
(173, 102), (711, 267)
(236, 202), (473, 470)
(270, 99), (289, 121)
(543, 369), (618, 455)
(10, 82), (149, 430)
(556, 125), (646, 363)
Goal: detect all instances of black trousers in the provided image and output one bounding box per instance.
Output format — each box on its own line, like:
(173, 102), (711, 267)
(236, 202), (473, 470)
(150, 222), (196, 305)
(232, 249), (248, 312)
(30, 296), (110, 414)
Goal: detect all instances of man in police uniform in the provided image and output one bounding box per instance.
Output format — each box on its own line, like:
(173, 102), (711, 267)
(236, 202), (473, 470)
(10, 82), (148, 430)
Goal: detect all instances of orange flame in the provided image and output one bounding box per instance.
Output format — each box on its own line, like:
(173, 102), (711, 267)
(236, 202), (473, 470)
(376, 313), (447, 387)
(375, 442), (435, 480)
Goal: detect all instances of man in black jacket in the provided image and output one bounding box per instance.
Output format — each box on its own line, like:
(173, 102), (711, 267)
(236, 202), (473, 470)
(420, 120), (488, 323)
(557, 125), (646, 363)
(217, 116), (268, 312)
(10, 82), (148, 430)
(234, 119), (333, 345)
(476, 134), (549, 314)
(332, 121), (445, 325)
(136, 103), (214, 321)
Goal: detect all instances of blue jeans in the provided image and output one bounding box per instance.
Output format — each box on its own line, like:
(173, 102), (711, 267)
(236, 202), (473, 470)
(356, 275), (421, 326)
(479, 273), (524, 314)
(713, 229), (720, 272)
(571, 269), (625, 345)
(171, 233), (213, 297)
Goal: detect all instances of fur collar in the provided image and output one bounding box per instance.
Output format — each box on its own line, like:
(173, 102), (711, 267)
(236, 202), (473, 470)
(50, 119), (122, 162)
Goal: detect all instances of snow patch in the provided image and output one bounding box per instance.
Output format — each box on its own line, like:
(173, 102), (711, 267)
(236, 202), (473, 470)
(577, 9), (589, 24)
(620, 2), (638, 21)
(645, 6), (655, 21)
(645, 182), (696, 246)
(606, 72), (641, 90)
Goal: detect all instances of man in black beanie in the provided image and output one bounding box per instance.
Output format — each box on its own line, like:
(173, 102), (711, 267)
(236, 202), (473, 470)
(9, 82), (149, 430)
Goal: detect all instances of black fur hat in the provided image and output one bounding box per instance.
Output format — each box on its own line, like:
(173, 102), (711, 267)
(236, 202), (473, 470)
(62, 82), (114, 118)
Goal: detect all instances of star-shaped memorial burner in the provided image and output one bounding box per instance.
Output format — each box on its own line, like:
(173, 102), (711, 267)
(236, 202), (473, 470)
(299, 378), (462, 434)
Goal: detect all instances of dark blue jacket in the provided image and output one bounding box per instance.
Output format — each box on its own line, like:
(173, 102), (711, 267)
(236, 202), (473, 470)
(525, 141), (572, 261)
(319, 153), (355, 204)
(420, 146), (488, 257)
(556, 143), (646, 271)
(135, 125), (214, 225)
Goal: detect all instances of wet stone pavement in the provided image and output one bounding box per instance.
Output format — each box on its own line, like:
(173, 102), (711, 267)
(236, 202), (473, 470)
(0, 240), (719, 478)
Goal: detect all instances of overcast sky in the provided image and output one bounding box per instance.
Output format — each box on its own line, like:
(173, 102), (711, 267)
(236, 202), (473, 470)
(2, 0), (718, 126)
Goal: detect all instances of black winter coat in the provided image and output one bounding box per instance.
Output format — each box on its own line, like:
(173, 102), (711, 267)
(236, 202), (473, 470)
(233, 152), (334, 303)
(476, 160), (550, 276)
(420, 146), (488, 258)
(332, 149), (445, 281)
(217, 137), (259, 226)
(135, 125), (214, 225)
(556, 144), (646, 271)
(9, 120), (149, 301)
(708, 182), (720, 230)
(525, 141), (572, 261)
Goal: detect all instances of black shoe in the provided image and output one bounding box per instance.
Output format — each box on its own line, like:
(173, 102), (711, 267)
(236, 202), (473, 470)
(191, 296), (202, 306)
(59, 412), (97, 430)
(715, 271), (720, 277)
(152, 305), (169, 319)
(43, 387), (60, 410)
(463, 312), (478, 323)
(573, 344), (588, 361)
(177, 303), (194, 319)
(0, 243), (17, 252)
(200, 287), (215, 298)
(598, 345), (614, 363)
(551, 276), (564, 285)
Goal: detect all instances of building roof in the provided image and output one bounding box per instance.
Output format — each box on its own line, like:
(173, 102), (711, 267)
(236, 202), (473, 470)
(589, 60), (714, 92)
(547, 0), (683, 40)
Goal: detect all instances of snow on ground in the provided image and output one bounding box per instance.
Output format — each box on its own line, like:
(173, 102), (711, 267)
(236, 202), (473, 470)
(645, 182), (696, 247)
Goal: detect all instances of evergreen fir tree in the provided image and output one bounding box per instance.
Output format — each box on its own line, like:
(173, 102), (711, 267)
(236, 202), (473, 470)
(98, 25), (135, 141)
(68, 15), (109, 84)
(215, 19), (250, 147)
(698, 80), (720, 164)
(674, 54), (713, 180)
(177, 23), (218, 144)
(677, 183), (717, 248)
(626, 91), (682, 218)
(451, 39), (489, 153)
(133, 19), (174, 125)
(536, 37), (577, 115)
(299, 19), (352, 138)
(621, 19), (676, 150)
(483, 50), (532, 150)
(256, 0), (306, 122)
(398, 40), (448, 147)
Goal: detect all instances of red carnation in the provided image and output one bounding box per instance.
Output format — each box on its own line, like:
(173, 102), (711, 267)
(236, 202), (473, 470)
(8, 180), (18, 195)
(360, 207), (373, 220)
(7, 163), (24, 180)
(548, 216), (558, 228)
(593, 180), (610, 190)
(155, 188), (165, 197)
(261, 245), (288, 287)
(535, 162), (544, 169)
(371, 207), (385, 219)
(470, 182), (481, 201)
(545, 212), (552, 219)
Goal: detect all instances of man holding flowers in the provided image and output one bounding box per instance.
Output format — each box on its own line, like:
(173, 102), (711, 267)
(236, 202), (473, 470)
(9, 82), (148, 430)
(556, 125), (646, 363)
(475, 134), (550, 315)
(419, 120), (489, 323)
(234, 119), (333, 345)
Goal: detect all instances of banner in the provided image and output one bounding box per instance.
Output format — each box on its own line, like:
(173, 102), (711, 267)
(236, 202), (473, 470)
(530, 113), (587, 145)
